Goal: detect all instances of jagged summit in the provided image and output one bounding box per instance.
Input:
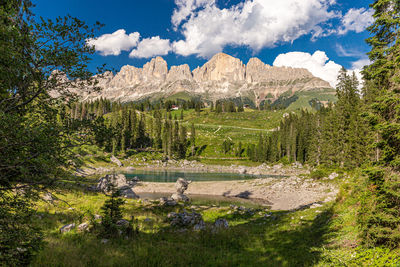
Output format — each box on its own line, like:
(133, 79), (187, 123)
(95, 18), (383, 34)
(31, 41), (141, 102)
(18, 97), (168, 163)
(76, 53), (332, 104)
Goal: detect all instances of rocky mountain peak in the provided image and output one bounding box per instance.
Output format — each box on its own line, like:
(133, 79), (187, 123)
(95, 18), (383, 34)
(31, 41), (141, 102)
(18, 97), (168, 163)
(77, 52), (332, 103)
(142, 56), (168, 81)
(167, 64), (193, 82)
(193, 52), (245, 82)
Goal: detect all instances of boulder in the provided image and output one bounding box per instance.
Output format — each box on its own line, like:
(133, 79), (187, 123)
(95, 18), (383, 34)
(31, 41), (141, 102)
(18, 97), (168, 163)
(213, 218), (229, 230)
(238, 167), (247, 174)
(110, 155), (123, 167)
(159, 197), (177, 206)
(78, 222), (89, 232)
(119, 186), (139, 199)
(168, 210), (205, 230)
(60, 223), (75, 233)
(328, 172), (339, 180)
(171, 193), (189, 202)
(171, 178), (191, 202)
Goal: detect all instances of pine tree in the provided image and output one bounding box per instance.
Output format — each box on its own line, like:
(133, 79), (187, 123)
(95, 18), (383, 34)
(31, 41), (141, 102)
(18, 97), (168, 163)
(190, 123), (196, 156)
(357, 0), (400, 248)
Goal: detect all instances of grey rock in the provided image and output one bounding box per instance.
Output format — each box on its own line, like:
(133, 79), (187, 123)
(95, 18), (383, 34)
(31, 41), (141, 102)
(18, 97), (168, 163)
(119, 186), (139, 199)
(213, 218), (229, 229)
(160, 197), (177, 206)
(168, 210), (205, 230)
(171, 193), (189, 202)
(238, 167), (247, 174)
(110, 155), (123, 167)
(78, 222), (89, 232)
(60, 223), (75, 233)
(96, 174), (138, 198)
(328, 172), (339, 180)
(116, 219), (130, 227)
(193, 221), (206, 231)
(171, 178), (191, 202)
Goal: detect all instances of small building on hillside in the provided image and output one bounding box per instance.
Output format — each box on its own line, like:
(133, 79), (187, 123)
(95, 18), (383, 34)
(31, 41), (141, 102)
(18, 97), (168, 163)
(171, 105), (179, 111)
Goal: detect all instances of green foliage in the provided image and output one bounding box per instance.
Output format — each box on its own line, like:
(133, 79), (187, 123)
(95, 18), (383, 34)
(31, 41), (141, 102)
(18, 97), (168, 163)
(358, 168), (400, 248)
(0, 1), (103, 265)
(310, 168), (330, 180)
(0, 193), (43, 266)
(97, 187), (128, 239)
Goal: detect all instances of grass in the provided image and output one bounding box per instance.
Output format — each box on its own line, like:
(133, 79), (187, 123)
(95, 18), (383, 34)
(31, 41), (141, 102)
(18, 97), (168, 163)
(32, 189), (335, 266)
(30, 172), (400, 266)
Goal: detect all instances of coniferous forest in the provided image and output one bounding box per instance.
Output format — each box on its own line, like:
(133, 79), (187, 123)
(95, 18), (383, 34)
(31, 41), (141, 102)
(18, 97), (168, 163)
(1, 0), (400, 266)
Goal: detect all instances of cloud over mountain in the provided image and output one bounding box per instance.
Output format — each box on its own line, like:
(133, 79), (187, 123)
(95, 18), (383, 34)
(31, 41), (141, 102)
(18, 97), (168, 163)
(172, 0), (339, 58)
(129, 37), (172, 58)
(87, 29), (140, 56)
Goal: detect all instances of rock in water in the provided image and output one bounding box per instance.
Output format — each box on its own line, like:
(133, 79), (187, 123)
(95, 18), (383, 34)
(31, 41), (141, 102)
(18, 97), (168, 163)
(110, 155), (123, 167)
(171, 178), (191, 202)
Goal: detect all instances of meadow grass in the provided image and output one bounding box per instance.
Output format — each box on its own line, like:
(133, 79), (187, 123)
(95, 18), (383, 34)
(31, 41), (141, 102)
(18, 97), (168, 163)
(30, 173), (400, 267)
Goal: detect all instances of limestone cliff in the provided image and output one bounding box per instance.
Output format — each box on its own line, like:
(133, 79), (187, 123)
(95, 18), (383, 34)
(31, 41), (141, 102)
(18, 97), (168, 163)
(77, 52), (332, 104)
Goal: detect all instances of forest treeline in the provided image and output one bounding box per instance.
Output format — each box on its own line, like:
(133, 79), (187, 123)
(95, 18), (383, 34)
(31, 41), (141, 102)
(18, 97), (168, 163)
(248, 69), (371, 168)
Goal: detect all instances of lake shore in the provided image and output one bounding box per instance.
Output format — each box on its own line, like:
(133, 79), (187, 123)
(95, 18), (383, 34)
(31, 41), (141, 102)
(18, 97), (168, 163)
(134, 176), (338, 210)
(79, 160), (338, 210)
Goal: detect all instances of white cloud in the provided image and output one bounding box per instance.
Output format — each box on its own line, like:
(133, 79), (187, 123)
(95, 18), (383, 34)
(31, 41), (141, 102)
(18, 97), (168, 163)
(172, 0), (339, 58)
(87, 29), (140, 56)
(338, 8), (374, 35)
(335, 43), (366, 57)
(350, 58), (370, 85)
(129, 36), (172, 58)
(273, 50), (370, 87)
(273, 51), (342, 87)
(172, 0), (215, 29)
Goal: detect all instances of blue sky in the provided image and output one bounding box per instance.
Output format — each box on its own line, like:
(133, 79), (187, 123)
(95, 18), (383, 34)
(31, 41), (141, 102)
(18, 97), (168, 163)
(34, 0), (374, 86)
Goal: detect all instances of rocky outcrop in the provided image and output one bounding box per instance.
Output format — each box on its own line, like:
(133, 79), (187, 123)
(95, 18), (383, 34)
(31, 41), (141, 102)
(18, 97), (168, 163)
(168, 210), (205, 230)
(110, 155), (123, 167)
(171, 178), (191, 202)
(166, 64), (193, 82)
(74, 53), (332, 104)
(95, 173), (138, 199)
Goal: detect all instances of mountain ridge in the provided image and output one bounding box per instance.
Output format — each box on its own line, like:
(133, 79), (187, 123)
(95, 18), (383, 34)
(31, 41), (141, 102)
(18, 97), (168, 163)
(77, 52), (333, 105)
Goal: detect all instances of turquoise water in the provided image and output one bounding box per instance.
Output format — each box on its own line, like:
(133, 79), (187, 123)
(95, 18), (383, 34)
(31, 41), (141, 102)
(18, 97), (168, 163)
(123, 169), (286, 183)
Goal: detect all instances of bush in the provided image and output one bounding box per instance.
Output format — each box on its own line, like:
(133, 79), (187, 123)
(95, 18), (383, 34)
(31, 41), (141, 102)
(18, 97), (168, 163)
(310, 168), (329, 179)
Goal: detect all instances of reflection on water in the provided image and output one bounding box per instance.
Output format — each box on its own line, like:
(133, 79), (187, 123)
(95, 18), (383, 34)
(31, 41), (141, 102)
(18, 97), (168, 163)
(123, 169), (286, 183)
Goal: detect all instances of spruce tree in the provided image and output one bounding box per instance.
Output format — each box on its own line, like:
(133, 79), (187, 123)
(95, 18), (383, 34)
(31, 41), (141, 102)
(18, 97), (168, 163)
(190, 123), (196, 157)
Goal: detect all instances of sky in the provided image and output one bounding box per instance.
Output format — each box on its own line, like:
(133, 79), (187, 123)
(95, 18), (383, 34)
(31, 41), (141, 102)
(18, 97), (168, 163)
(33, 0), (374, 87)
